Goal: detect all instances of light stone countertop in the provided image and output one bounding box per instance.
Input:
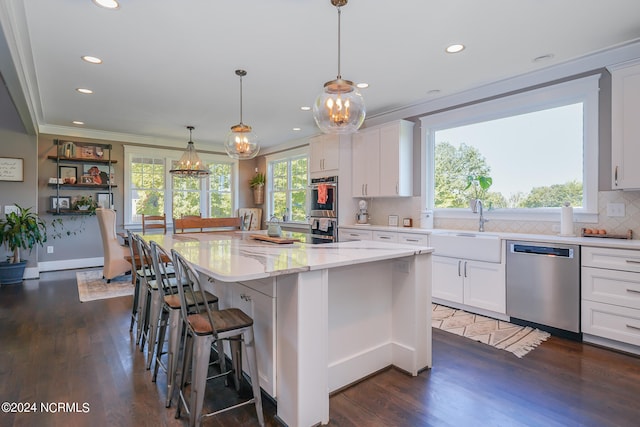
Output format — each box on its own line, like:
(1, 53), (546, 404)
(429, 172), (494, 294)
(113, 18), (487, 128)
(143, 231), (433, 282)
(340, 224), (640, 250)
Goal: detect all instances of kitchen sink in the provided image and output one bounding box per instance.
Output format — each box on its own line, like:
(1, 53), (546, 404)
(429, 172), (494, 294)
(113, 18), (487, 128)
(430, 231), (502, 262)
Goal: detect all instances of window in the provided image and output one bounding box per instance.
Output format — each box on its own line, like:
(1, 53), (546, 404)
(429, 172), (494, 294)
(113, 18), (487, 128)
(266, 148), (308, 222)
(421, 75), (599, 220)
(124, 146), (237, 226)
(130, 156), (165, 223)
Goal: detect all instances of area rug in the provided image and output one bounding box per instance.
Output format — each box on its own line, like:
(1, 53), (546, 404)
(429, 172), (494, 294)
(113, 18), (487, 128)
(432, 304), (550, 358)
(76, 269), (133, 302)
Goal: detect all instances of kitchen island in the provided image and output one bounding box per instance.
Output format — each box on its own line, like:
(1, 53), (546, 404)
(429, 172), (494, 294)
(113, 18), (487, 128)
(144, 231), (433, 426)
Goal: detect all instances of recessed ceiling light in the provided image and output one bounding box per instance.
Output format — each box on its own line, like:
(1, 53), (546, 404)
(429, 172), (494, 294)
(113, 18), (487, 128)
(300, 106), (311, 111)
(76, 88), (93, 94)
(81, 55), (103, 64)
(445, 44), (465, 54)
(72, 121), (85, 125)
(427, 89), (441, 96)
(533, 53), (555, 63)
(356, 82), (369, 89)
(293, 127), (301, 131)
(92, 0), (119, 9)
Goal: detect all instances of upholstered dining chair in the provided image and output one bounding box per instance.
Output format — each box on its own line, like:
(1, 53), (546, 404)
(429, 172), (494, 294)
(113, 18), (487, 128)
(96, 208), (131, 283)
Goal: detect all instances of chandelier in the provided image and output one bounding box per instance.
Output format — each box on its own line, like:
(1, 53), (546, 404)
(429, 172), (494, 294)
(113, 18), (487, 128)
(169, 126), (210, 177)
(313, 0), (365, 134)
(225, 69), (260, 160)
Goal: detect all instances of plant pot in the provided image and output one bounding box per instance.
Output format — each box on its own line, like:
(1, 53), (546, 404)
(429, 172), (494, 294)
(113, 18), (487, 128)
(469, 199), (480, 213)
(0, 261), (27, 285)
(253, 185), (264, 205)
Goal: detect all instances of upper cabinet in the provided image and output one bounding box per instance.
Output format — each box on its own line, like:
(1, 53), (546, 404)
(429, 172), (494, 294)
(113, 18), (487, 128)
(610, 59), (640, 190)
(309, 134), (340, 176)
(352, 120), (414, 198)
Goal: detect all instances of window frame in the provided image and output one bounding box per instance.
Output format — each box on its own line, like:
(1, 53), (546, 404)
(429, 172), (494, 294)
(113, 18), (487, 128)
(265, 146), (309, 223)
(420, 75), (600, 223)
(123, 145), (238, 228)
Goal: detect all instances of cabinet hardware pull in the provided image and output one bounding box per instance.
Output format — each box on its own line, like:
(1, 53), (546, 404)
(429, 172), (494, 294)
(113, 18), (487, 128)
(407, 239), (419, 242)
(615, 166), (619, 186)
(457, 260), (461, 277)
(365, 184), (368, 196)
(380, 236), (391, 239)
(625, 260), (640, 264)
(464, 261), (468, 278)
(626, 324), (640, 331)
(626, 288), (640, 294)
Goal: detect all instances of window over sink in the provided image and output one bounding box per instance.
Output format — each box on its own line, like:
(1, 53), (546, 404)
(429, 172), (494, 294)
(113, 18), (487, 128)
(421, 75), (600, 221)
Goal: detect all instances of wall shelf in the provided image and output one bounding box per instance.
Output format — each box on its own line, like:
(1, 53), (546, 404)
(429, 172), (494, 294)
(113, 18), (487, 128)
(47, 183), (117, 189)
(47, 155), (117, 164)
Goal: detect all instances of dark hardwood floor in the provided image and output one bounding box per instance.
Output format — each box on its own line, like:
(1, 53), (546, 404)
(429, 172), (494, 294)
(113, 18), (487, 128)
(1, 269), (640, 427)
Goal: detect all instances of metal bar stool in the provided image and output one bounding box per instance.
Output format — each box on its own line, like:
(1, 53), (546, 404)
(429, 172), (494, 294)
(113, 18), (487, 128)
(171, 249), (264, 427)
(127, 230), (149, 344)
(149, 240), (219, 408)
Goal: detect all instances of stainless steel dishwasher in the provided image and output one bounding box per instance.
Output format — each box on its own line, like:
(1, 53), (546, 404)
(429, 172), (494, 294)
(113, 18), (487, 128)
(506, 240), (580, 334)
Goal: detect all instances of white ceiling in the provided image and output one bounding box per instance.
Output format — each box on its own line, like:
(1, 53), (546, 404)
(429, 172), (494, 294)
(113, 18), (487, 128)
(2, 0), (640, 153)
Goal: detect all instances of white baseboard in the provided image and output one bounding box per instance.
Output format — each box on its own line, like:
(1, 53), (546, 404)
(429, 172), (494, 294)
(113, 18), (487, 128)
(38, 257), (104, 274)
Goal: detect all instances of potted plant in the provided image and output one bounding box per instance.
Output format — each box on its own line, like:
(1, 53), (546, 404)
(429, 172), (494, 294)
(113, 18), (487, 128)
(0, 205), (48, 284)
(73, 195), (97, 214)
(249, 172), (265, 205)
(465, 174), (492, 213)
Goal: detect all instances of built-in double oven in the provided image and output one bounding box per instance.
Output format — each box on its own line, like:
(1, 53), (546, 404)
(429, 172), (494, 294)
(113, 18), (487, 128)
(309, 176), (338, 243)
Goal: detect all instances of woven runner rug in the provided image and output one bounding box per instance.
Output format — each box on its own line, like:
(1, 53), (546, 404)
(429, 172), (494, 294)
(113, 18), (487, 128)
(432, 303), (550, 358)
(76, 269), (133, 302)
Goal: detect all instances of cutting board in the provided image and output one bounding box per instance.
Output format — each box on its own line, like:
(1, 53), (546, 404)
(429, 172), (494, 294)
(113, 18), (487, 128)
(250, 234), (300, 244)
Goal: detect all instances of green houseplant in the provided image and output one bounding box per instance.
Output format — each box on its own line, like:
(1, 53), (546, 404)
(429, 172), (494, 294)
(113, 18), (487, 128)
(73, 195), (97, 214)
(465, 174), (492, 212)
(0, 204), (48, 284)
(249, 172), (265, 205)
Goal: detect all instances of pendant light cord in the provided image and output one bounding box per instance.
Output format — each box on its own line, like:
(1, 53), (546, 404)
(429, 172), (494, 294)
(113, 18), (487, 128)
(336, 6), (342, 80)
(239, 74), (244, 125)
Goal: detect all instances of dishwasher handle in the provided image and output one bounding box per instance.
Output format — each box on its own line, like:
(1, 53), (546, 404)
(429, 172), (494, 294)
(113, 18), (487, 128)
(510, 243), (574, 258)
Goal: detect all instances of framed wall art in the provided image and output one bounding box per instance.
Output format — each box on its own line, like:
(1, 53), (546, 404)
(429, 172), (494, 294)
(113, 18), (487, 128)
(0, 157), (24, 182)
(96, 192), (113, 209)
(58, 165), (77, 184)
(50, 196), (71, 210)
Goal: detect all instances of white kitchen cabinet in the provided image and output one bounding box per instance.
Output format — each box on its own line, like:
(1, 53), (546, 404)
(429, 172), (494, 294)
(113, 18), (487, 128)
(352, 120), (414, 197)
(609, 59), (640, 190)
(351, 129), (380, 197)
(205, 277), (277, 397)
(432, 255), (506, 314)
(339, 227), (373, 242)
(373, 230), (398, 243)
(397, 231), (429, 246)
(582, 246), (640, 351)
(309, 134), (340, 176)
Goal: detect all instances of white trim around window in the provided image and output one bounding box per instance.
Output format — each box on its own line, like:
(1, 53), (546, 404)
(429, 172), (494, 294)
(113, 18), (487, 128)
(123, 145), (238, 228)
(420, 74), (600, 224)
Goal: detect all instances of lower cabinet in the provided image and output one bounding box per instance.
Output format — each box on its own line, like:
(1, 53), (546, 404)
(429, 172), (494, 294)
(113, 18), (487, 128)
(206, 277), (277, 398)
(339, 228), (373, 242)
(432, 255), (506, 314)
(581, 246), (640, 351)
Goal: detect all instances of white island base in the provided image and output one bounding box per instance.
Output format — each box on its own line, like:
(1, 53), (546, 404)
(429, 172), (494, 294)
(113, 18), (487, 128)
(275, 253), (432, 426)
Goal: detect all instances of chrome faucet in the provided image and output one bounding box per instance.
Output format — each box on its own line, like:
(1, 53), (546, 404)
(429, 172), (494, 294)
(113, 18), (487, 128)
(477, 200), (489, 232)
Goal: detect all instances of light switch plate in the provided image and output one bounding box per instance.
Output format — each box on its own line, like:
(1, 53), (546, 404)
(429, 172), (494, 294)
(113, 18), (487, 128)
(606, 202), (625, 217)
(4, 205), (19, 215)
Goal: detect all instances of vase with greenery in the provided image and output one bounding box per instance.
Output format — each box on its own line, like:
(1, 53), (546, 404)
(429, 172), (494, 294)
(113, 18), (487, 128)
(0, 205), (48, 284)
(465, 174), (492, 212)
(250, 172), (265, 205)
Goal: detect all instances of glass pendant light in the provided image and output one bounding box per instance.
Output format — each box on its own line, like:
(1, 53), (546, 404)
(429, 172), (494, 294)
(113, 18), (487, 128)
(169, 126), (210, 177)
(225, 69), (260, 160)
(313, 0), (365, 134)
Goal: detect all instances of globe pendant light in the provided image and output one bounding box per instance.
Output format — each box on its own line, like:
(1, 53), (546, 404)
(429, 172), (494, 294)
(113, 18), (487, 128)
(169, 126), (210, 177)
(225, 69), (260, 160)
(313, 0), (365, 134)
